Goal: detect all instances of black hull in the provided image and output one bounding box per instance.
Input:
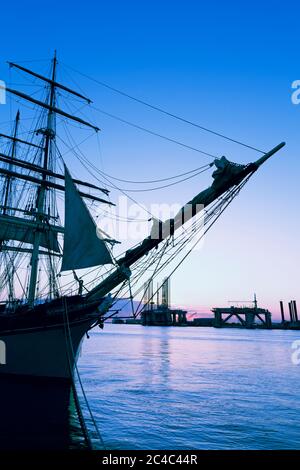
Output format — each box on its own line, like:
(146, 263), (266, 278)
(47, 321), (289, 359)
(0, 374), (87, 450)
(0, 295), (104, 379)
(0, 296), (107, 447)
(0, 295), (103, 333)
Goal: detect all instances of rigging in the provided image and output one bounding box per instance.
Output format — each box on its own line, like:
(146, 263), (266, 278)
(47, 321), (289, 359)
(62, 61), (266, 154)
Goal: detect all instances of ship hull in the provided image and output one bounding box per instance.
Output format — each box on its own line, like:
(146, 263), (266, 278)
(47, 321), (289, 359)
(0, 297), (105, 448)
(0, 374), (74, 449)
(0, 316), (96, 379)
(0, 295), (107, 380)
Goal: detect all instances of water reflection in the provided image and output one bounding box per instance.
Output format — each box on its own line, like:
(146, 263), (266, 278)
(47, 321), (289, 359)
(78, 325), (300, 450)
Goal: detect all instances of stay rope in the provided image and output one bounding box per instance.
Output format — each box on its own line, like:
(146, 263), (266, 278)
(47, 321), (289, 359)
(60, 61), (266, 155)
(62, 298), (107, 450)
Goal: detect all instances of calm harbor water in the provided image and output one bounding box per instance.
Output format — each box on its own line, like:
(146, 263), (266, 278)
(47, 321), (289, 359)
(76, 324), (300, 450)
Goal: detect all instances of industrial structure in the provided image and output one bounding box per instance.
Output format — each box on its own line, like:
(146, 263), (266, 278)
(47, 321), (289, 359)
(123, 285), (300, 330)
(141, 278), (187, 326)
(211, 296), (300, 330)
(212, 295), (272, 329)
(279, 300), (300, 329)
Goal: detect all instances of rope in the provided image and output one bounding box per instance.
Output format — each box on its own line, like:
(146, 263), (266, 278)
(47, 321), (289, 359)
(90, 105), (217, 158)
(106, 174), (253, 319)
(90, 163), (213, 185)
(128, 279), (135, 318)
(133, 240), (169, 317)
(61, 62), (266, 154)
(99, 164), (212, 192)
(57, 129), (156, 220)
(62, 298), (107, 450)
(105, 187), (232, 317)
(136, 174), (254, 315)
(62, 299), (92, 449)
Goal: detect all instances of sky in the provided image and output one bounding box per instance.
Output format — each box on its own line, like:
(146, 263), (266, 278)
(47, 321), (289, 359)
(0, 0), (299, 319)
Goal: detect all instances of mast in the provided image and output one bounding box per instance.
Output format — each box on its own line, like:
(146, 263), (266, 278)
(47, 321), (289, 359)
(2, 110), (20, 216)
(0, 56), (286, 308)
(0, 111), (20, 303)
(27, 52), (57, 305)
(1, 54), (107, 305)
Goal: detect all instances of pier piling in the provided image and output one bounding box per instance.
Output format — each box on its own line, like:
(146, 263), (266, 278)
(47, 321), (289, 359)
(292, 300), (298, 322)
(280, 301), (285, 323)
(288, 302), (294, 323)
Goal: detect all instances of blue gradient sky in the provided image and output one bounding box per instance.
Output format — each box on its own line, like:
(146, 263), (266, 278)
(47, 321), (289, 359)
(0, 1), (299, 318)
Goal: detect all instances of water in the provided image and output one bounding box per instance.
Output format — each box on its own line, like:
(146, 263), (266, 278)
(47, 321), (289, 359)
(76, 325), (300, 450)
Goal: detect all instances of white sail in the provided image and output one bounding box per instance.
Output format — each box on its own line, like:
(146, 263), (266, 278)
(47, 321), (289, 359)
(61, 166), (113, 272)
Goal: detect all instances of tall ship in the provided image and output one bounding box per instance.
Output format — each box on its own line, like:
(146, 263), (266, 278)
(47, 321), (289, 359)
(0, 54), (284, 447)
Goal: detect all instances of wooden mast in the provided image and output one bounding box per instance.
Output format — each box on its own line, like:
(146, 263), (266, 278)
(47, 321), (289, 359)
(27, 52), (58, 306)
(1, 111), (20, 303)
(2, 111), (20, 215)
(0, 54), (106, 305)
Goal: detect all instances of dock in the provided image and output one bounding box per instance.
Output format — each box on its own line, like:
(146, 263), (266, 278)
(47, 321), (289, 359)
(208, 298), (300, 330)
(139, 285), (300, 330)
(212, 306), (272, 329)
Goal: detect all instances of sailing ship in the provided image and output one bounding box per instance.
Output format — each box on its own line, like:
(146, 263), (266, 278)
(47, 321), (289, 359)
(0, 53), (285, 385)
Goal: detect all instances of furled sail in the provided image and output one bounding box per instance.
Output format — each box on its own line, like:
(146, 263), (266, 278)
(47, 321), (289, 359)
(61, 166), (113, 272)
(0, 214), (61, 252)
